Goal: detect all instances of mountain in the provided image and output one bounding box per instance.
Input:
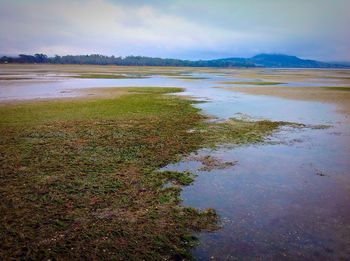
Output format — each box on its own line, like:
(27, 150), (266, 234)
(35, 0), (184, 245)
(248, 54), (342, 68)
(204, 54), (349, 68)
(1, 53), (349, 68)
(329, 61), (350, 66)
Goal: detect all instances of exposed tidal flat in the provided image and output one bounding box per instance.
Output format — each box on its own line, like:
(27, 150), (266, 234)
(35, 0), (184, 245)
(1, 64), (350, 260)
(0, 87), (292, 260)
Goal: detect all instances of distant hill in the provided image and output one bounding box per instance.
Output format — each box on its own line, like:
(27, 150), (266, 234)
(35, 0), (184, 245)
(248, 54), (343, 68)
(210, 54), (349, 68)
(329, 61), (350, 66)
(1, 53), (349, 68)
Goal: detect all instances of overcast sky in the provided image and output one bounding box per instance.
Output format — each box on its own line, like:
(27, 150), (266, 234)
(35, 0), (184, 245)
(1, 0), (349, 61)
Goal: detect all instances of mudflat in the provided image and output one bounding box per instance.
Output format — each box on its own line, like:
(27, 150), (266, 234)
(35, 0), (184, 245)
(224, 86), (350, 115)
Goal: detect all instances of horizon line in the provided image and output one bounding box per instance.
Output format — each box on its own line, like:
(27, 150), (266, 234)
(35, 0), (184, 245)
(1, 53), (349, 63)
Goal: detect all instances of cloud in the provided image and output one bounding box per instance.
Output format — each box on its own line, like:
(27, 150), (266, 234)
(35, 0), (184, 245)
(0, 0), (349, 60)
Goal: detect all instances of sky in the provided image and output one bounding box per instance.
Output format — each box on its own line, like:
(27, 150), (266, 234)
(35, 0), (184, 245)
(1, 0), (349, 61)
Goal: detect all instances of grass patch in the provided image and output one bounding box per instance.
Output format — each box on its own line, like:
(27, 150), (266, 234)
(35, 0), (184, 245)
(321, 86), (350, 91)
(158, 171), (196, 186)
(219, 81), (283, 85)
(74, 73), (148, 79)
(201, 118), (300, 147)
(0, 87), (289, 260)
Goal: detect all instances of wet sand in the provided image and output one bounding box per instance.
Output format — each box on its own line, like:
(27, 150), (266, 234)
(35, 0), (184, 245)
(224, 86), (350, 115)
(220, 68), (350, 85)
(0, 88), (131, 107)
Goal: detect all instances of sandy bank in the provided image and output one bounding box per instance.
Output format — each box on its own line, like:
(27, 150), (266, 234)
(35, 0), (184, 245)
(223, 86), (350, 115)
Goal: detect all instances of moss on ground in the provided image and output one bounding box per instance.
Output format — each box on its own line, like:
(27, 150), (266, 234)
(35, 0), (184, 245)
(0, 87), (289, 260)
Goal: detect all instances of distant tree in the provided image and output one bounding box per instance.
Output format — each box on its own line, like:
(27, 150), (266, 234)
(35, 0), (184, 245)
(34, 54), (48, 63)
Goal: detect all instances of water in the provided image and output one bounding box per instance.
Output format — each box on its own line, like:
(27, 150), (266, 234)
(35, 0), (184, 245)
(0, 74), (214, 101)
(164, 126), (350, 260)
(1, 67), (350, 260)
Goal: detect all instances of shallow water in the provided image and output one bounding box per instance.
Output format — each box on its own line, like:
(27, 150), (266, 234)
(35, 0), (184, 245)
(1, 67), (350, 260)
(164, 125), (350, 260)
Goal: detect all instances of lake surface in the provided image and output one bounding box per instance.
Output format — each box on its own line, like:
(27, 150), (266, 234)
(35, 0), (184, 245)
(1, 67), (350, 260)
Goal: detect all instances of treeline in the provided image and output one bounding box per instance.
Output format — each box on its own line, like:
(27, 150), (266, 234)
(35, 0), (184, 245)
(0, 54), (255, 67)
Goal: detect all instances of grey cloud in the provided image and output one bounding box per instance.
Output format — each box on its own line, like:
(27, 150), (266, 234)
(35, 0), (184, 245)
(0, 0), (349, 61)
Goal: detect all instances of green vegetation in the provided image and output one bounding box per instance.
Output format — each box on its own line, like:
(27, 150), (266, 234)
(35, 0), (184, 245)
(219, 81), (283, 85)
(75, 73), (147, 79)
(321, 86), (350, 91)
(198, 118), (302, 147)
(0, 54), (256, 67)
(2, 53), (348, 68)
(0, 87), (290, 260)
